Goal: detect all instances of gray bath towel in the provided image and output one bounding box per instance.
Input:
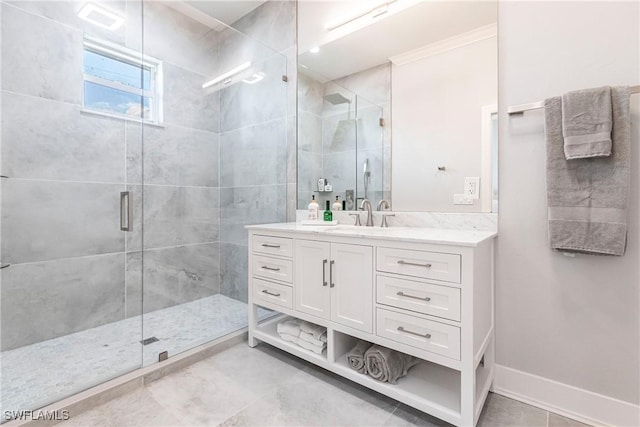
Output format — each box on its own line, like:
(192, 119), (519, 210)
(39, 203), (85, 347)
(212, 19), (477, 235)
(364, 345), (420, 384)
(346, 341), (371, 374)
(562, 86), (613, 159)
(545, 86), (630, 256)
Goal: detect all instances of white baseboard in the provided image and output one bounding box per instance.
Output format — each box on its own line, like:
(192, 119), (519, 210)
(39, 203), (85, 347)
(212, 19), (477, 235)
(492, 364), (640, 427)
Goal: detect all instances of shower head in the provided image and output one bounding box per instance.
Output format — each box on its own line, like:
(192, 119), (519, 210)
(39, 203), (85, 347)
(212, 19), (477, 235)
(324, 93), (351, 105)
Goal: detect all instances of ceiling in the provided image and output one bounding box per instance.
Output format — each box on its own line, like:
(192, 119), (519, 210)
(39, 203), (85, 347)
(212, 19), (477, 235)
(298, 1), (497, 81)
(183, 1), (266, 28)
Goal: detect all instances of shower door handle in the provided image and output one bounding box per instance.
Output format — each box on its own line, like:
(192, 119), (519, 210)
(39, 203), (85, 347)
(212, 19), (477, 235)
(120, 191), (132, 232)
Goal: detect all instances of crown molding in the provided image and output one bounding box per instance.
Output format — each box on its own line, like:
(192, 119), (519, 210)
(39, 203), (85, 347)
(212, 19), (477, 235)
(390, 23), (497, 66)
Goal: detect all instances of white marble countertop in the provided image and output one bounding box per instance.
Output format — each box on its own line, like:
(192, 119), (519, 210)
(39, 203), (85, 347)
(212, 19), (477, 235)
(246, 223), (497, 247)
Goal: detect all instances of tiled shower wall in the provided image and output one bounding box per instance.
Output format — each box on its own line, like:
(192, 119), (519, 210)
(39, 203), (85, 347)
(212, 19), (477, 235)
(219, 1), (296, 303)
(1, 1), (237, 351)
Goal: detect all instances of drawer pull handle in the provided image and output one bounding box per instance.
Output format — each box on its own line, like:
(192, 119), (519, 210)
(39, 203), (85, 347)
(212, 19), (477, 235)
(397, 260), (432, 268)
(397, 326), (431, 339)
(396, 291), (431, 302)
(261, 266), (281, 272)
(261, 289), (281, 297)
(262, 244), (281, 248)
(322, 259), (328, 286)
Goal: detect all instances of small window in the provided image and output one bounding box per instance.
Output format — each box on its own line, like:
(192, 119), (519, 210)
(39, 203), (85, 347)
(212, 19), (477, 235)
(82, 37), (162, 124)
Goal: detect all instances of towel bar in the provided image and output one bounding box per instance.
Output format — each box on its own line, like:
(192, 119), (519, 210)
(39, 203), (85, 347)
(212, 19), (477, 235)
(508, 84), (640, 115)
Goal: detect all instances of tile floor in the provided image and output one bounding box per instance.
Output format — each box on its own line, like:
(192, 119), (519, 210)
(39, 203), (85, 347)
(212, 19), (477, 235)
(61, 342), (590, 427)
(1, 295), (271, 417)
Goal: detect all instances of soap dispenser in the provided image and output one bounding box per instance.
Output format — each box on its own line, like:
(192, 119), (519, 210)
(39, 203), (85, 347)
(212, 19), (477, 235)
(332, 196), (342, 211)
(323, 200), (333, 222)
(308, 195), (320, 220)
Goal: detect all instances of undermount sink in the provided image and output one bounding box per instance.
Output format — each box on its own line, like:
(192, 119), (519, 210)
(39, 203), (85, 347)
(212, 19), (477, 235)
(323, 225), (406, 234)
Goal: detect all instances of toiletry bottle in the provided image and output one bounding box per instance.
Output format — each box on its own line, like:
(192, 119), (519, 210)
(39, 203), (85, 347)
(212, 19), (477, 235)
(317, 178), (325, 192)
(323, 200), (333, 222)
(308, 195), (319, 220)
(332, 196), (342, 211)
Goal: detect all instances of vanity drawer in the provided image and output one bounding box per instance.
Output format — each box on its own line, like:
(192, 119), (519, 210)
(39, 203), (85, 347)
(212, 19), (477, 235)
(376, 275), (461, 321)
(253, 278), (293, 309)
(376, 308), (460, 360)
(376, 247), (461, 284)
(252, 255), (293, 284)
(252, 235), (293, 258)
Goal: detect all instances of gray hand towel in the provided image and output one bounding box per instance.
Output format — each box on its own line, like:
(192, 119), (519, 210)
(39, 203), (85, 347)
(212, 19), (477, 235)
(346, 341), (371, 374)
(545, 86), (630, 256)
(561, 86), (612, 159)
(364, 345), (420, 384)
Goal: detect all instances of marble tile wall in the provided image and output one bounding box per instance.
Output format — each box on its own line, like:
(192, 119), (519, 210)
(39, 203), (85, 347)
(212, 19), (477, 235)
(297, 72), (325, 207)
(0, 1), (222, 350)
(218, 0), (295, 303)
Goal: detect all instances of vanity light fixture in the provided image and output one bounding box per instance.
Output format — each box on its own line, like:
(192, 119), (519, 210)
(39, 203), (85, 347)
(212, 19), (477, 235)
(309, 46), (320, 54)
(242, 72), (265, 85)
(77, 3), (125, 31)
(325, 0), (398, 32)
(202, 61), (251, 89)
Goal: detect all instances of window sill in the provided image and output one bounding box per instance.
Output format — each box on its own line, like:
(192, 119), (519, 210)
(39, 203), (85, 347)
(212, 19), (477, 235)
(80, 108), (165, 129)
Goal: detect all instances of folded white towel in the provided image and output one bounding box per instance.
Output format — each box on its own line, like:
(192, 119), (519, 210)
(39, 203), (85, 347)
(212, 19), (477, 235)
(299, 321), (327, 342)
(297, 338), (326, 355)
(276, 320), (300, 337)
(278, 333), (299, 343)
(298, 330), (326, 347)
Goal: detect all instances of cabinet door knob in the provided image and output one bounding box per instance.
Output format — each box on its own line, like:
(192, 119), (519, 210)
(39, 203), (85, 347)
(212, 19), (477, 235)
(262, 244), (280, 248)
(397, 326), (431, 339)
(261, 289), (281, 297)
(261, 266), (281, 272)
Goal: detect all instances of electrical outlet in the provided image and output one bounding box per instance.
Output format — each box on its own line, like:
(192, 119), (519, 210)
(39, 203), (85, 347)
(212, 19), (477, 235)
(464, 177), (480, 199)
(453, 194), (474, 205)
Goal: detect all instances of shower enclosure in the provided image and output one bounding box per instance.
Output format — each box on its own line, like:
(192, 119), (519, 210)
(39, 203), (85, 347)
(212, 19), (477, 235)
(0, 0), (291, 419)
(297, 67), (386, 211)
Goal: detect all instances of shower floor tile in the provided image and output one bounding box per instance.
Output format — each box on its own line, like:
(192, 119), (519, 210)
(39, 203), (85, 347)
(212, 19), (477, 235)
(0, 294), (270, 417)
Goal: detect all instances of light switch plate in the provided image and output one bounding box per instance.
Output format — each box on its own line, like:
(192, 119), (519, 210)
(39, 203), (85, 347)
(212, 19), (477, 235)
(464, 177), (480, 199)
(453, 194), (474, 205)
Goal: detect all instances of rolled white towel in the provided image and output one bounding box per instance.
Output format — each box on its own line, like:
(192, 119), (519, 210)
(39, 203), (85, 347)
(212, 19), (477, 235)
(276, 319), (301, 337)
(298, 330), (326, 347)
(299, 321), (327, 342)
(297, 338), (326, 355)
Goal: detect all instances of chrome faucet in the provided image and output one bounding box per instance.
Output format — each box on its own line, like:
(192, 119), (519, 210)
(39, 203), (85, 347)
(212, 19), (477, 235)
(359, 199), (374, 227)
(377, 199), (394, 228)
(377, 200), (390, 211)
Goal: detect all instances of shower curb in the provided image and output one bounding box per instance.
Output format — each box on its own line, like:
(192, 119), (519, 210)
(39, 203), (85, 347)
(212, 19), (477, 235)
(4, 330), (248, 427)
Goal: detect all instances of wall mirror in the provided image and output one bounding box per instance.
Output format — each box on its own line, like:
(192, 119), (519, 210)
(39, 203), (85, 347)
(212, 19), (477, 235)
(296, 0), (498, 213)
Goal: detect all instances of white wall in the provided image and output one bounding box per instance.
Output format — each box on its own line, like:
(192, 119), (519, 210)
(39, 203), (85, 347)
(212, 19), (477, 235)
(497, 0), (639, 409)
(392, 37), (497, 212)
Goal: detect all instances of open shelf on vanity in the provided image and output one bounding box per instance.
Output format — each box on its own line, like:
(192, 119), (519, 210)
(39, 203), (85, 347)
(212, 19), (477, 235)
(253, 314), (328, 364)
(253, 308), (463, 425)
(331, 330), (462, 422)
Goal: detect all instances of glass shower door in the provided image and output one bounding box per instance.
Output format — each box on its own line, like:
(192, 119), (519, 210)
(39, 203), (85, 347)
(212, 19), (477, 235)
(0, 0), (144, 419)
(137, 2), (289, 365)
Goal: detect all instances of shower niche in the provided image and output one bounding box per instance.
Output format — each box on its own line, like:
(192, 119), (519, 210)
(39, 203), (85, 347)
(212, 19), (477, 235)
(296, 65), (387, 211)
